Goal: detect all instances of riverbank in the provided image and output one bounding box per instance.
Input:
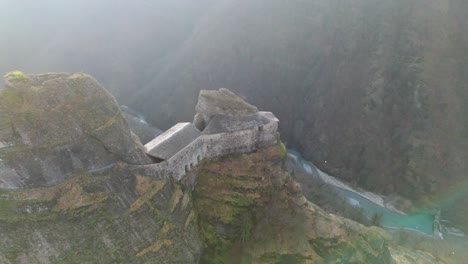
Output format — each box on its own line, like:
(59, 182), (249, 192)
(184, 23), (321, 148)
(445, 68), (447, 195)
(286, 149), (438, 237)
(287, 150), (405, 214)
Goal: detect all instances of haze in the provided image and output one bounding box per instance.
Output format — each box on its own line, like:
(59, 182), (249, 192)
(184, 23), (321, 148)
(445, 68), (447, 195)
(1, 0), (467, 262)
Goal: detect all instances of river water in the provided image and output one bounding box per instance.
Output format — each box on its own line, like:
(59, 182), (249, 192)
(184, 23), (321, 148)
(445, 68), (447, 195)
(287, 149), (435, 237)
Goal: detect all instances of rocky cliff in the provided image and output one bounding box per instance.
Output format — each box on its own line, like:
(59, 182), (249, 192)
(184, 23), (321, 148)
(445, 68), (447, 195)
(0, 76), (442, 263)
(193, 88), (259, 131)
(3, 0), (466, 209)
(192, 145), (394, 263)
(0, 145), (396, 264)
(0, 164), (202, 263)
(0, 72), (150, 189)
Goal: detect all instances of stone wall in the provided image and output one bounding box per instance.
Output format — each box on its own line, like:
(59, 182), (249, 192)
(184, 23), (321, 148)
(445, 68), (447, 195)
(203, 129), (259, 159)
(142, 121), (279, 181)
(166, 137), (205, 179)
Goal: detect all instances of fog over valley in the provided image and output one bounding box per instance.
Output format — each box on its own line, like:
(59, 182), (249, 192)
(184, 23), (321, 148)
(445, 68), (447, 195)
(1, 0), (467, 263)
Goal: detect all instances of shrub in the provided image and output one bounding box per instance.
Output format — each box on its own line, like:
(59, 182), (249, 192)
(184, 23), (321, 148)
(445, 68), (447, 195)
(4, 71), (28, 81)
(276, 142), (287, 158)
(371, 212), (383, 227)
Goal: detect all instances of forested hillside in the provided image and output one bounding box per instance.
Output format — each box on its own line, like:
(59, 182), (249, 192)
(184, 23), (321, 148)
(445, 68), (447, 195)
(130, 0), (468, 204)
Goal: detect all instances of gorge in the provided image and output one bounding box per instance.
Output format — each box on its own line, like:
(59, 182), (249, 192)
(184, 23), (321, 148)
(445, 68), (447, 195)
(1, 0), (467, 262)
(0, 72), (401, 263)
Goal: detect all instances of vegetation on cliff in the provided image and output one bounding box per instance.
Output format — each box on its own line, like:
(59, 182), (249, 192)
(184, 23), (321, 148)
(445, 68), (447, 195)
(135, 0), (468, 197)
(2, 0), (467, 231)
(3, 71), (28, 82)
(193, 145), (393, 263)
(127, 0), (468, 230)
(0, 72), (150, 189)
(0, 164), (201, 263)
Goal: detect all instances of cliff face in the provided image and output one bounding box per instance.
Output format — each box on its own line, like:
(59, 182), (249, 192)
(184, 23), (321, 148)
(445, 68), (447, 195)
(194, 88), (259, 131)
(0, 144), (395, 264)
(3, 0), (466, 206)
(0, 165), (202, 263)
(131, 0), (468, 203)
(192, 145), (393, 263)
(0, 72), (150, 189)
(0, 73), (447, 263)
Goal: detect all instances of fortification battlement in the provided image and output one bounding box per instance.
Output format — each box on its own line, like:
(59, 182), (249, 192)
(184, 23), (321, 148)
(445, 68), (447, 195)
(143, 89), (279, 181)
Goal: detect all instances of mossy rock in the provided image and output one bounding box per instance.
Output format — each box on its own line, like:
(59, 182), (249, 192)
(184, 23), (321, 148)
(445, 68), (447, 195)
(0, 72), (150, 189)
(193, 146), (393, 263)
(3, 71), (28, 81)
(0, 166), (202, 263)
(195, 88), (258, 118)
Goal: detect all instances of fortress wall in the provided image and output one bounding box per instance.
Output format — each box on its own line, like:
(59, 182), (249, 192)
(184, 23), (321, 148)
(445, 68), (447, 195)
(166, 137), (205, 180)
(203, 129), (259, 158)
(258, 122), (278, 147)
(202, 121), (278, 158)
(143, 121), (279, 181)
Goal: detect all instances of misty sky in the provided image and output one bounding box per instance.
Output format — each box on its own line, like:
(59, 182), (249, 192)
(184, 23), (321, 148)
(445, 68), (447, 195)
(0, 0), (216, 90)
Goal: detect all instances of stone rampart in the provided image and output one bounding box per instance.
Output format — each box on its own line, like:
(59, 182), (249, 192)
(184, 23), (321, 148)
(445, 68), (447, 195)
(141, 123), (278, 181)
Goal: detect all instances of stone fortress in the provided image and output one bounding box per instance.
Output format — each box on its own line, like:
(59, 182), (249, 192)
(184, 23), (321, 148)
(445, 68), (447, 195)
(0, 71), (278, 189)
(142, 88), (279, 180)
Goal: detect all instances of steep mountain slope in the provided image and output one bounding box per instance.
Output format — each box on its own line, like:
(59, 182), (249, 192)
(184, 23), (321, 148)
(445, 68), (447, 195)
(0, 146), (398, 264)
(3, 0), (466, 207)
(0, 72), (447, 263)
(0, 165), (202, 264)
(0, 72), (150, 189)
(131, 0), (468, 203)
(193, 146), (393, 263)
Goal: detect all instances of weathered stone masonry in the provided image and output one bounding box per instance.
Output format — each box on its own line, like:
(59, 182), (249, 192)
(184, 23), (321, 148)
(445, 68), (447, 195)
(143, 111), (279, 181)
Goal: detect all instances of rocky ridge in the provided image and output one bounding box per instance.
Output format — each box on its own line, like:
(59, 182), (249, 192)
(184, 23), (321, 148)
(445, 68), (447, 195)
(0, 75), (439, 263)
(0, 72), (150, 189)
(193, 88), (259, 131)
(193, 145), (394, 263)
(0, 164), (202, 263)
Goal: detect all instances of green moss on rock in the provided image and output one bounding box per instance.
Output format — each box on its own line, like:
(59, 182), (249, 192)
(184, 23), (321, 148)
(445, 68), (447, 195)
(0, 72), (150, 189)
(0, 166), (202, 263)
(3, 71), (28, 81)
(193, 146), (393, 263)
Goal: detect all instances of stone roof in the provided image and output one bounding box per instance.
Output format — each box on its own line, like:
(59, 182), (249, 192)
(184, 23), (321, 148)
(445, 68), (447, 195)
(144, 123), (201, 160)
(202, 112), (278, 134)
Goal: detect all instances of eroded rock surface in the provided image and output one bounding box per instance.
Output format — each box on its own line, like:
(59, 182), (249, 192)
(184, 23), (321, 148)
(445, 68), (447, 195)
(193, 145), (393, 263)
(0, 72), (150, 189)
(193, 88), (258, 130)
(0, 165), (202, 263)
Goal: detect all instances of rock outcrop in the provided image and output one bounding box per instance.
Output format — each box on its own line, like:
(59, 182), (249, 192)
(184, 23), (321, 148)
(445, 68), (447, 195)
(0, 72), (150, 189)
(0, 165), (202, 263)
(193, 145), (393, 263)
(193, 88), (258, 131)
(0, 79), (445, 263)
